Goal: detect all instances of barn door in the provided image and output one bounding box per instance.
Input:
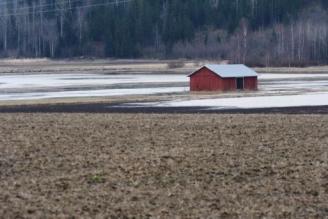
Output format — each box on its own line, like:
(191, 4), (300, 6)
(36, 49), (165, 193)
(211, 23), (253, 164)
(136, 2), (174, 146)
(236, 78), (244, 90)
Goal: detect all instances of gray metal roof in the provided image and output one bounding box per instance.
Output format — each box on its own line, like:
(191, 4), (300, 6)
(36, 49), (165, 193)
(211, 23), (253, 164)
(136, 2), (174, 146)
(189, 64), (258, 78)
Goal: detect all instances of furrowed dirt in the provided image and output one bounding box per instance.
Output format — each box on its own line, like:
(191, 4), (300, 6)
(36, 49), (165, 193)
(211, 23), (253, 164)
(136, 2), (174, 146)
(1, 114), (328, 218)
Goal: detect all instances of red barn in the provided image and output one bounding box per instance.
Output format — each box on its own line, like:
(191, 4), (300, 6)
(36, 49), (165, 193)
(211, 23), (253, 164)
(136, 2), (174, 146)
(189, 64), (258, 92)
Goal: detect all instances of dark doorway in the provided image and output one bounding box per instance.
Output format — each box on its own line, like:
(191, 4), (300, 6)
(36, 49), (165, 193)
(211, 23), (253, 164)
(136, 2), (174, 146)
(236, 78), (244, 90)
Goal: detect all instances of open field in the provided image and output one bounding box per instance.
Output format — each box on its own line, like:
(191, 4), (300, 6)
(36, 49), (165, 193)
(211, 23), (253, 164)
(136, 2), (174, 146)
(0, 59), (199, 75)
(1, 113), (328, 218)
(2, 58), (328, 74)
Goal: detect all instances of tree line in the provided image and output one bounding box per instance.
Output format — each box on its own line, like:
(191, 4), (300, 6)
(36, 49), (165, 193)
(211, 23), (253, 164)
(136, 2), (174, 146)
(0, 0), (328, 66)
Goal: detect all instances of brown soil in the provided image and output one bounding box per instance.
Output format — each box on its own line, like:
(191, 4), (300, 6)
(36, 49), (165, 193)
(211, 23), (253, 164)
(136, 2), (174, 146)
(1, 114), (328, 218)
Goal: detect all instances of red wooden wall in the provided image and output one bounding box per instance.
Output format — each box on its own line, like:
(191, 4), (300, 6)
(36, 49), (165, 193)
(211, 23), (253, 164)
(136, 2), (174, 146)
(190, 67), (258, 91)
(244, 77), (258, 90)
(222, 78), (236, 91)
(190, 68), (222, 91)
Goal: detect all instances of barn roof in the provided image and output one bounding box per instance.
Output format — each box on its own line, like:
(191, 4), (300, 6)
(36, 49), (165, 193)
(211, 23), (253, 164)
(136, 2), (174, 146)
(189, 64), (258, 78)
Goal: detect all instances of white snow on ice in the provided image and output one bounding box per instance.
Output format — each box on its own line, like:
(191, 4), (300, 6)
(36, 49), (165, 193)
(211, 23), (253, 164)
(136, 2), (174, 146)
(258, 73), (328, 80)
(1, 72), (328, 103)
(260, 80), (328, 92)
(1, 73), (328, 90)
(141, 92), (328, 109)
(0, 74), (188, 89)
(0, 87), (188, 101)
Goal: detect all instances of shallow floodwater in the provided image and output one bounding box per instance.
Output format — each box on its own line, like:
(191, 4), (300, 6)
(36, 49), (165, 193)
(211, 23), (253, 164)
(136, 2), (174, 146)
(1, 73), (328, 101)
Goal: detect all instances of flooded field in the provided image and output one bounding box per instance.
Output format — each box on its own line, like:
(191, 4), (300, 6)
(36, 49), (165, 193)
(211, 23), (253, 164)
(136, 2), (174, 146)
(0, 72), (328, 98)
(1, 60), (328, 110)
(0, 73), (188, 101)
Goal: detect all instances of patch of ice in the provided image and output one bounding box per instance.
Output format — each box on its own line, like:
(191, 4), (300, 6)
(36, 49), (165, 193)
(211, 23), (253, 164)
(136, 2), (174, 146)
(1, 72), (328, 102)
(259, 73), (328, 80)
(143, 92), (328, 109)
(0, 74), (188, 89)
(0, 87), (188, 101)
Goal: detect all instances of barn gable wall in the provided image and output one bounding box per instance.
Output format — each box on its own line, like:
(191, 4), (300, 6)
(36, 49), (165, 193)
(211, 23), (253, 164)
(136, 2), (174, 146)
(190, 68), (223, 91)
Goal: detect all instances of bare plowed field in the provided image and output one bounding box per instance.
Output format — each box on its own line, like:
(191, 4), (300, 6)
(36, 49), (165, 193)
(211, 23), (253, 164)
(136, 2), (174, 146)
(1, 114), (328, 218)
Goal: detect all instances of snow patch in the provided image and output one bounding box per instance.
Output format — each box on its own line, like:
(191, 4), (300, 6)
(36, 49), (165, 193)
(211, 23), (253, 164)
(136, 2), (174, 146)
(143, 92), (328, 109)
(259, 73), (328, 80)
(0, 87), (188, 101)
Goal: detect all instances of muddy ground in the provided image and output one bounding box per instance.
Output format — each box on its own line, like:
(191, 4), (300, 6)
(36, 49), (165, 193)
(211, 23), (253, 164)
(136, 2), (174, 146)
(1, 114), (328, 218)
(1, 102), (328, 114)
